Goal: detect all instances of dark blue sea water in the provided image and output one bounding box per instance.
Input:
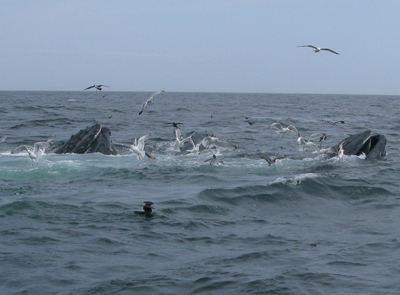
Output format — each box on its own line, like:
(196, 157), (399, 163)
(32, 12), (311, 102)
(0, 91), (399, 294)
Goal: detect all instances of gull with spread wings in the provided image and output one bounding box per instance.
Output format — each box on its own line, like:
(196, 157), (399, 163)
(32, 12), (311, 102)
(84, 85), (110, 91)
(139, 90), (165, 115)
(298, 45), (339, 55)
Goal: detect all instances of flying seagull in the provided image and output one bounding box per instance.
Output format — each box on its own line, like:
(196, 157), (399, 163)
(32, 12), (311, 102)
(268, 123), (299, 137)
(12, 139), (53, 165)
(139, 90), (165, 115)
(130, 134), (150, 160)
(84, 85), (110, 91)
(298, 45), (339, 55)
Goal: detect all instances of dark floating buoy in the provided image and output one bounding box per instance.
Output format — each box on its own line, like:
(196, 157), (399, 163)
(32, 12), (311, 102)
(135, 201), (154, 217)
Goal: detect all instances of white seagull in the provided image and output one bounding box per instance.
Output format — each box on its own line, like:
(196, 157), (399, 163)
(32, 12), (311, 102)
(298, 45), (339, 55)
(84, 84), (110, 91)
(297, 136), (319, 153)
(12, 141), (52, 165)
(173, 128), (194, 150)
(130, 134), (150, 160)
(139, 90), (165, 115)
(268, 123), (299, 137)
(308, 133), (327, 149)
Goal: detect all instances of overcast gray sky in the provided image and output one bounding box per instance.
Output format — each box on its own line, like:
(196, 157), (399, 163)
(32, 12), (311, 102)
(2, 1), (400, 95)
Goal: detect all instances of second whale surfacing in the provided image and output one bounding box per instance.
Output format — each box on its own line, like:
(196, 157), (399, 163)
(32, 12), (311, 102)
(327, 130), (386, 160)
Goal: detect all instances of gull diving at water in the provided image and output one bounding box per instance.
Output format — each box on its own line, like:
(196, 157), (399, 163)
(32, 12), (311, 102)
(298, 45), (339, 55)
(308, 133), (327, 149)
(12, 139), (53, 165)
(260, 156), (285, 166)
(84, 85), (110, 91)
(297, 136), (319, 153)
(139, 90), (165, 115)
(130, 134), (150, 160)
(268, 123), (299, 137)
(145, 143), (162, 160)
(173, 128), (194, 150)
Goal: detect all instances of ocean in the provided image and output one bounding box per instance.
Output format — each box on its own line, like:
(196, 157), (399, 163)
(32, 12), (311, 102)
(0, 91), (399, 294)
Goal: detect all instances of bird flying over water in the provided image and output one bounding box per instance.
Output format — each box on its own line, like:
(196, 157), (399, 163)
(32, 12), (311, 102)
(12, 141), (52, 165)
(139, 90), (165, 115)
(84, 85), (110, 91)
(308, 133), (327, 149)
(324, 120), (345, 125)
(268, 123), (299, 137)
(298, 45), (339, 55)
(130, 134), (150, 160)
(297, 136), (319, 153)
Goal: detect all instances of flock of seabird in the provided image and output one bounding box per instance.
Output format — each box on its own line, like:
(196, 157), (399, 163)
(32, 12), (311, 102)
(19, 45), (340, 214)
(266, 121), (348, 163)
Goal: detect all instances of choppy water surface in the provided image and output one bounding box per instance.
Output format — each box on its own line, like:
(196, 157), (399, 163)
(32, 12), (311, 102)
(1, 91), (400, 294)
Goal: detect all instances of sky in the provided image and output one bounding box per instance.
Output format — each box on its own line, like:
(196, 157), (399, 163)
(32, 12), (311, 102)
(2, 1), (400, 95)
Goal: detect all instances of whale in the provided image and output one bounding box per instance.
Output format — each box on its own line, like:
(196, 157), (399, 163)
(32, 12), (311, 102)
(333, 130), (386, 160)
(52, 124), (118, 155)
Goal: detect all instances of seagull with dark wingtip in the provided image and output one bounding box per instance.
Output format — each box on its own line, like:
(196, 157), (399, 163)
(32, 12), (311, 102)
(139, 90), (165, 115)
(298, 45), (339, 55)
(84, 84), (110, 91)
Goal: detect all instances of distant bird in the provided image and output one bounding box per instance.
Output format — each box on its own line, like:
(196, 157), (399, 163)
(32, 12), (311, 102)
(130, 134), (150, 160)
(166, 122), (184, 134)
(0, 136), (7, 143)
(260, 156), (285, 166)
(204, 154), (224, 166)
(324, 120), (345, 125)
(139, 90), (165, 115)
(84, 84), (110, 91)
(298, 45), (339, 55)
(268, 123), (299, 137)
(244, 117), (254, 125)
(166, 122), (184, 129)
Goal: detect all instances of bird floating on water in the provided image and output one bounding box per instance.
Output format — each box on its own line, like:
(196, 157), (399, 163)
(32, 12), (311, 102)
(135, 201), (154, 216)
(139, 90), (165, 115)
(84, 85), (110, 91)
(298, 45), (339, 55)
(204, 154), (224, 166)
